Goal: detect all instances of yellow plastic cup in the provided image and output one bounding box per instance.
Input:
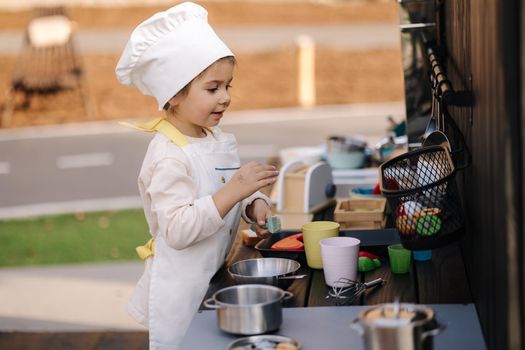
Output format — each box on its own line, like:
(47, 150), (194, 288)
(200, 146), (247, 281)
(302, 221), (340, 269)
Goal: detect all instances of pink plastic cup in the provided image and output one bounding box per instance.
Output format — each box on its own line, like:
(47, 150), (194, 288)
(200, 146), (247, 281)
(320, 236), (361, 287)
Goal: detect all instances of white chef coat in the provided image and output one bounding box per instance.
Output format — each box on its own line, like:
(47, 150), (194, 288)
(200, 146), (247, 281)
(126, 118), (270, 350)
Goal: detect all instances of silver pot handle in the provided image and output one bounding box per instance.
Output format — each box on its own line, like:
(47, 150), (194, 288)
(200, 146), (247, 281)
(350, 318), (364, 336)
(281, 291), (294, 301)
(421, 322), (446, 340)
(278, 274), (307, 280)
(203, 298), (221, 309)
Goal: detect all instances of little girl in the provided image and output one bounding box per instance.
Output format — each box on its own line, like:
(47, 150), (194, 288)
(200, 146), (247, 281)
(115, 3), (278, 349)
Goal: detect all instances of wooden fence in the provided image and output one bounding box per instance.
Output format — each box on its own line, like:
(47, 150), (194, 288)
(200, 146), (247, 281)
(440, 0), (522, 348)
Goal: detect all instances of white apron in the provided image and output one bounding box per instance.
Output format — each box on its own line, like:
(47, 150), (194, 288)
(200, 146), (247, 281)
(130, 118), (242, 350)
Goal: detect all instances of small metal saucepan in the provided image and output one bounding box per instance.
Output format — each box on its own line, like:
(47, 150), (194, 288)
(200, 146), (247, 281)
(204, 284), (293, 335)
(228, 258), (307, 290)
(350, 302), (445, 350)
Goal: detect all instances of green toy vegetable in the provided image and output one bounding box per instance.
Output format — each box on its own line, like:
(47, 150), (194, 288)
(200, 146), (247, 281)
(358, 256), (382, 272)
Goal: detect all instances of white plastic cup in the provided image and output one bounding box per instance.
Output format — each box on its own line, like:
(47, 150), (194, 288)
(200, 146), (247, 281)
(320, 236), (361, 287)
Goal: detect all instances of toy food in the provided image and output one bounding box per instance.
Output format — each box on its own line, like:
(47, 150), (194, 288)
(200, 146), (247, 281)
(276, 343), (298, 350)
(271, 233), (304, 251)
(415, 213), (442, 236)
(412, 207), (442, 236)
(396, 201), (423, 217)
(415, 207), (442, 217)
(396, 215), (417, 235)
(358, 256), (382, 272)
(359, 251), (380, 260)
(395, 201), (425, 235)
(242, 229), (261, 246)
(385, 177), (400, 190)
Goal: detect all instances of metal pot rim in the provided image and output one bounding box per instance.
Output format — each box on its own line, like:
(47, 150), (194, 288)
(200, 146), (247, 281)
(228, 258), (301, 279)
(357, 302), (435, 328)
(211, 284), (288, 308)
(228, 271), (295, 280)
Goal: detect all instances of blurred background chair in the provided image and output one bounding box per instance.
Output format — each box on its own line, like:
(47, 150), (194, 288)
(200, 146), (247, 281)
(1, 6), (95, 127)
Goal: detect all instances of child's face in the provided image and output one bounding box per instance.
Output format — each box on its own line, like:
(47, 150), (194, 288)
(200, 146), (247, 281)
(168, 59), (234, 137)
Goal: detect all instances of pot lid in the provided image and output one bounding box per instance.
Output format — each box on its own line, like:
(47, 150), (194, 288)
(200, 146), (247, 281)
(359, 302), (434, 328)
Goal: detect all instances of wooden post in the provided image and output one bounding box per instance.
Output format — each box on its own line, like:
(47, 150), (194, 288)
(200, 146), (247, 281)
(296, 35), (316, 108)
(1, 88), (15, 128)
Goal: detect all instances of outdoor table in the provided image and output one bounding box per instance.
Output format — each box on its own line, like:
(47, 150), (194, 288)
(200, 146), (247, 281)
(182, 304), (486, 349)
(190, 206), (482, 349)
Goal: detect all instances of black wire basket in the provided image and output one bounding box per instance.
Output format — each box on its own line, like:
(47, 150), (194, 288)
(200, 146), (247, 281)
(379, 145), (464, 250)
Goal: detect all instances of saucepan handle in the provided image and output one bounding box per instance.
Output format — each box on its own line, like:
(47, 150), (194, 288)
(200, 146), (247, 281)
(281, 291), (294, 302)
(278, 274), (307, 280)
(421, 321), (446, 340)
(203, 298), (221, 309)
(350, 318), (364, 336)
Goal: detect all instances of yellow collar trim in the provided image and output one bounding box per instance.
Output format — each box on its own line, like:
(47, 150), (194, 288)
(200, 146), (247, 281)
(120, 117), (213, 147)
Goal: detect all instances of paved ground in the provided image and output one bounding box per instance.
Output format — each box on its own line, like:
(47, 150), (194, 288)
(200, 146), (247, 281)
(0, 262), (145, 332)
(0, 23), (399, 55)
(0, 101), (403, 219)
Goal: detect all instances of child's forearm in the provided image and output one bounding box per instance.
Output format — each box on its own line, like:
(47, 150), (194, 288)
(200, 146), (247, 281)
(212, 182), (243, 218)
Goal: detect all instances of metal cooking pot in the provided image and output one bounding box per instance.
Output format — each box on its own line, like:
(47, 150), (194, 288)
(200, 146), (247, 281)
(350, 302), (445, 350)
(228, 258), (307, 290)
(204, 284), (293, 335)
(327, 135), (367, 152)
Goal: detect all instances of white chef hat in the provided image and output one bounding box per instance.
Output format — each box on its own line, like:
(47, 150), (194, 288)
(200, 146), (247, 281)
(115, 2), (234, 110)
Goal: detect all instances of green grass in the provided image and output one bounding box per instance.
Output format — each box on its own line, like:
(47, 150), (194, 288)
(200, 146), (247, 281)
(0, 209), (150, 267)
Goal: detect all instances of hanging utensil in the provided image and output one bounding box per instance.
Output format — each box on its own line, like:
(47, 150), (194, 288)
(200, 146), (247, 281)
(422, 130), (451, 151)
(435, 88), (442, 132)
(436, 80), (449, 133)
(422, 75), (451, 148)
(422, 76), (439, 141)
(432, 76), (440, 132)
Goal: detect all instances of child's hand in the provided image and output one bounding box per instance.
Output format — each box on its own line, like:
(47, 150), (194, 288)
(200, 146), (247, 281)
(247, 199), (272, 238)
(213, 161), (278, 219)
(229, 161), (278, 201)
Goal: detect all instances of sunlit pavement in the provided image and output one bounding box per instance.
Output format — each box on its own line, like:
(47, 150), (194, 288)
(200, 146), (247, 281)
(0, 262), (145, 332)
(0, 24), (399, 56)
(0, 102), (404, 220)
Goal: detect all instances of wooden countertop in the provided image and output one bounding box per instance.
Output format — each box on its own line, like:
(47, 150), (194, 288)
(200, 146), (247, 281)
(202, 209), (472, 309)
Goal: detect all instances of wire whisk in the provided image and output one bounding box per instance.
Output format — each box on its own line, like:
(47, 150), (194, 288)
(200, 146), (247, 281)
(326, 278), (385, 305)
